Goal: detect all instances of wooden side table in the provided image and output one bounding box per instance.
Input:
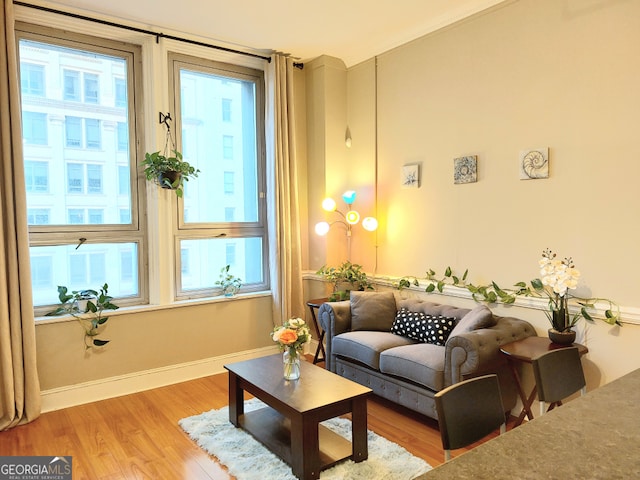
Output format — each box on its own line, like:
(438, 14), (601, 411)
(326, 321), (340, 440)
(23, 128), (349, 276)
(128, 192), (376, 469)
(500, 336), (588, 426)
(306, 297), (328, 364)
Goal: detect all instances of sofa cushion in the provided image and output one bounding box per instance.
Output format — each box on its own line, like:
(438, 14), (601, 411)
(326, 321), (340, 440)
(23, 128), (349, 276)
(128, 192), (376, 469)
(350, 291), (397, 331)
(449, 304), (496, 337)
(332, 331), (415, 370)
(391, 308), (456, 346)
(379, 343), (446, 391)
(396, 298), (471, 321)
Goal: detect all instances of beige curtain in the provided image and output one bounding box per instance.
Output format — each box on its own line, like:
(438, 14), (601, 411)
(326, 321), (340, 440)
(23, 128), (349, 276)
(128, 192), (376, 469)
(0, 0), (41, 430)
(267, 54), (304, 324)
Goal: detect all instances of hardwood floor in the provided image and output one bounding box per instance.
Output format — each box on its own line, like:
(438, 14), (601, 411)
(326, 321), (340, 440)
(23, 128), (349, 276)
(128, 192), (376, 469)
(0, 359), (509, 479)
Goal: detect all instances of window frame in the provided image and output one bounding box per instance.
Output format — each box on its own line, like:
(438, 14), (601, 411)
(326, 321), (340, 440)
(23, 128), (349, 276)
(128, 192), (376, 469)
(168, 52), (269, 299)
(16, 22), (148, 315)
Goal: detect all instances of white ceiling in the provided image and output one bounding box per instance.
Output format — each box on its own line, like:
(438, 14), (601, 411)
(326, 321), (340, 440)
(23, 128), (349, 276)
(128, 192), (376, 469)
(40, 0), (507, 67)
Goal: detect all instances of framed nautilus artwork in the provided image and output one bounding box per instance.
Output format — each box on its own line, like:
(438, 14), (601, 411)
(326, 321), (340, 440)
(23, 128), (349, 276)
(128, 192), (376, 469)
(453, 156), (477, 184)
(520, 148), (549, 180)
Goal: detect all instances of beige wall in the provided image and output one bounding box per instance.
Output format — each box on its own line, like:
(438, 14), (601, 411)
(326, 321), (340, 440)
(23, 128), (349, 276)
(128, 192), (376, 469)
(370, 0), (640, 305)
(308, 0), (640, 385)
(36, 297), (275, 391)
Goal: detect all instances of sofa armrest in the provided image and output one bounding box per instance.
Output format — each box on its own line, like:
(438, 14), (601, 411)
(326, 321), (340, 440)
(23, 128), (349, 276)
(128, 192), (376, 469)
(318, 300), (352, 372)
(444, 316), (535, 387)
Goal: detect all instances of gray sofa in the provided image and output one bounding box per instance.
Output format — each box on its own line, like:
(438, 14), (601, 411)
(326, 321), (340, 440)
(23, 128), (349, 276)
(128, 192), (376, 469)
(318, 291), (535, 420)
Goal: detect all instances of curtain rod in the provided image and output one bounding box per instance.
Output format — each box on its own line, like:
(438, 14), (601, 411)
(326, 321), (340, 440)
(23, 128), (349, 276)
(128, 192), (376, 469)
(13, 1), (272, 62)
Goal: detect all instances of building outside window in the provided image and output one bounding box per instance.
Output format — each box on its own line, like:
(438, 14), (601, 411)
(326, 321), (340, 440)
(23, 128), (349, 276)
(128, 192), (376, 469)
(17, 25), (146, 311)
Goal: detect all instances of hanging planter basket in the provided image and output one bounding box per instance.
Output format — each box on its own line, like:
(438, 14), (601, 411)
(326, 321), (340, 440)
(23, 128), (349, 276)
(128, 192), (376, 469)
(158, 171), (182, 190)
(142, 112), (200, 198)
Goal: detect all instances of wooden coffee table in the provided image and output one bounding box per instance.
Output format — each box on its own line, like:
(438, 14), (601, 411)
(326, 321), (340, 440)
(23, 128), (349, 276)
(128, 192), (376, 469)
(224, 354), (372, 480)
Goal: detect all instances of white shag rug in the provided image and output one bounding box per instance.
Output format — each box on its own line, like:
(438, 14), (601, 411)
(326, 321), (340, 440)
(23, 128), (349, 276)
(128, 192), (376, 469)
(179, 399), (432, 480)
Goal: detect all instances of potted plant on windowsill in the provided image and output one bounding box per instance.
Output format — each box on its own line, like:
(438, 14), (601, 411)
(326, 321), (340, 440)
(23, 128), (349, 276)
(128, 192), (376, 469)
(46, 283), (119, 349)
(142, 150), (199, 198)
(316, 261), (374, 301)
(215, 265), (243, 297)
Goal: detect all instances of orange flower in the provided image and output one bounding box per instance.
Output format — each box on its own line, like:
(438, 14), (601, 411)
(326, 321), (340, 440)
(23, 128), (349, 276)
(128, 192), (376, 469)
(278, 329), (298, 345)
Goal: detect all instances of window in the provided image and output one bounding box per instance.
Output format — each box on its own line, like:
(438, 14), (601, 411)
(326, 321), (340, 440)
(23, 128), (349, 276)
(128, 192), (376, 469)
(223, 171), (234, 194)
(170, 53), (267, 298)
(68, 208), (84, 224)
(67, 163), (83, 193)
(222, 135), (233, 160)
(221, 98), (231, 122)
(89, 252), (106, 284)
(117, 122), (128, 152)
(84, 73), (99, 104)
(65, 116), (82, 147)
(22, 111), (47, 145)
(118, 165), (129, 195)
(27, 208), (50, 225)
(87, 164), (102, 193)
(18, 26), (146, 311)
(88, 209), (103, 224)
(30, 256), (52, 290)
(85, 118), (101, 149)
(20, 63), (44, 96)
(69, 253), (87, 284)
(114, 77), (127, 108)
(119, 208), (131, 224)
(225, 243), (236, 265)
(181, 248), (190, 275)
(24, 160), (48, 193)
(63, 70), (80, 101)
(120, 249), (134, 282)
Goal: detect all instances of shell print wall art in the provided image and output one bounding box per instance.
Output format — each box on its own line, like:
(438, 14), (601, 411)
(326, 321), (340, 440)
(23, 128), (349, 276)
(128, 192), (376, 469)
(520, 148), (549, 179)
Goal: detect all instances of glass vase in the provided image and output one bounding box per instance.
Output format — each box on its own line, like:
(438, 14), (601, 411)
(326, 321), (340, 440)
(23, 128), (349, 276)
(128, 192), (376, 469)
(283, 349), (301, 380)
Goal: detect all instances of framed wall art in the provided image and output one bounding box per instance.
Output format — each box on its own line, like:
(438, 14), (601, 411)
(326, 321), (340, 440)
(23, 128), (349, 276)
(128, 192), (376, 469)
(520, 148), (549, 180)
(402, 164), (420, 188)
(453, 156), (477, 184)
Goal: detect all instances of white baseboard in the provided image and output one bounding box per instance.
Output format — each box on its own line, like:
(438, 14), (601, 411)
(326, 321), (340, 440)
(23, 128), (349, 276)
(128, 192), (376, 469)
(40, 346), (276, 413)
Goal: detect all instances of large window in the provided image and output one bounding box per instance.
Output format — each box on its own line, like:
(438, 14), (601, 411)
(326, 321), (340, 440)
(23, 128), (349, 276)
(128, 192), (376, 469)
(170, 53), (267, 298)
(17, 24), (146, 311)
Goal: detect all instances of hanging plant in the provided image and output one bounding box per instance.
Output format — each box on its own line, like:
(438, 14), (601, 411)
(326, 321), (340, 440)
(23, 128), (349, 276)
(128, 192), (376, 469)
(142, 112), (200, 198)
(46, 284), (118, 349)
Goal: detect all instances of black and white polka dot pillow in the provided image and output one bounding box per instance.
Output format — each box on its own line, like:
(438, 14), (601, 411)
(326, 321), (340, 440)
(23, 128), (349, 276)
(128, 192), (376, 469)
(391, 308), (456, 346)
